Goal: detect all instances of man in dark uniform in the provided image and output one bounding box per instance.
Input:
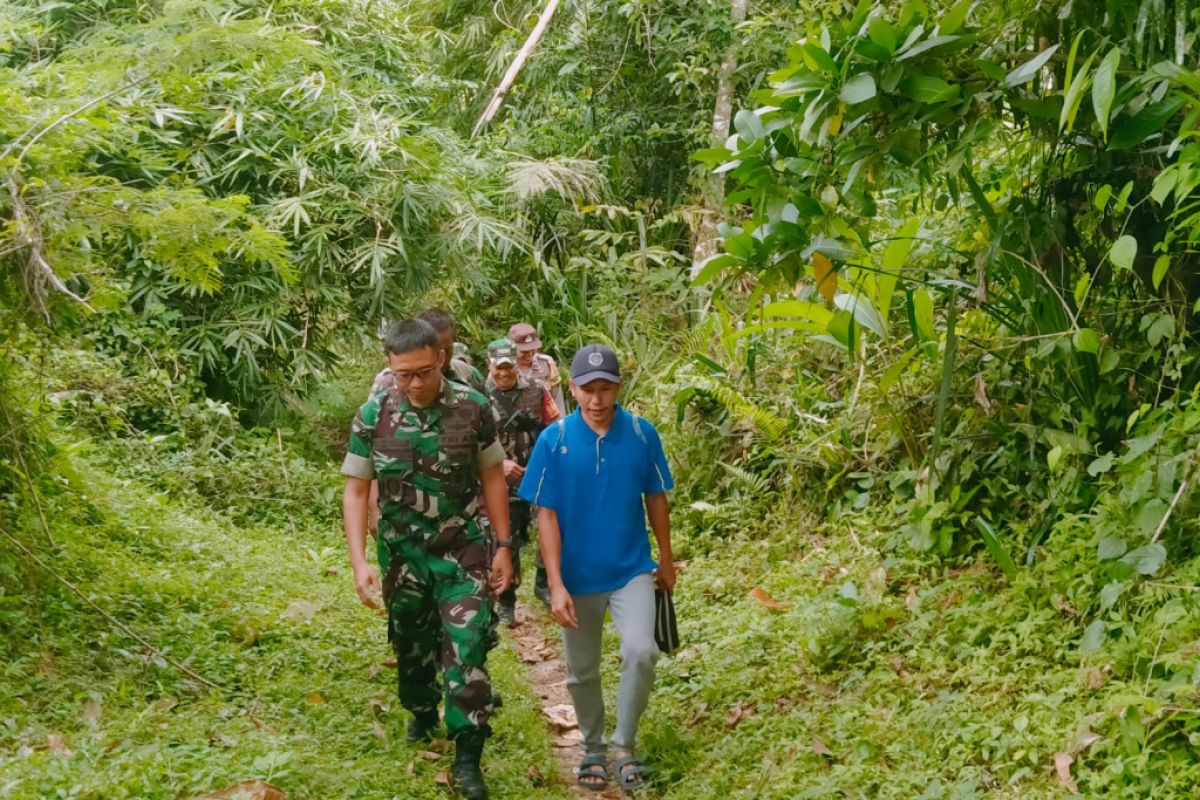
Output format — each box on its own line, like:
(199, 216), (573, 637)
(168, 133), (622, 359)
(342, 319), (513, 800)
(484, 339), (558, 625)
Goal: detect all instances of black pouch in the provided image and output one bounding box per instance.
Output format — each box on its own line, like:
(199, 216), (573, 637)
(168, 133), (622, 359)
(654, 588), (680, 654)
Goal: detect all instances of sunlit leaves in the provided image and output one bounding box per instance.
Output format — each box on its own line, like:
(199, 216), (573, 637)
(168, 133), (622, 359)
(1092, 48), (1120, 141)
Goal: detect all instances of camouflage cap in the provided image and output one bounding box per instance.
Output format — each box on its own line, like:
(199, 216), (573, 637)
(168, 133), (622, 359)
(487, 338), (517, 366)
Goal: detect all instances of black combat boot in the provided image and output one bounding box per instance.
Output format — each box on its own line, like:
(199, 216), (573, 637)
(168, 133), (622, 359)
(406, 710), (440, 743)
(451, 730), (489, 800)
(533, 568), (550, 607)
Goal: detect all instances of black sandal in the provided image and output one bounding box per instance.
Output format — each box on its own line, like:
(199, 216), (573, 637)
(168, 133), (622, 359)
(576, 754), (608, 792)
(612, 753), (649, 793)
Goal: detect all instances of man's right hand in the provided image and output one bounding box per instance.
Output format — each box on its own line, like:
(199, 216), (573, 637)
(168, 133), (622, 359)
(502, 459), (526, 482)
(550, 584), (577, 628)
(353, 562), (382, 609)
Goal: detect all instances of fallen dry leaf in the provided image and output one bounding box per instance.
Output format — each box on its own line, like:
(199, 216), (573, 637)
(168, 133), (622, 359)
(687, 702), (708, 729)
(305, 692), (325, 705)
(372, 720), (387, 740)
(527, 765), (545, 786)
(724, 701), (756, 730)
(192, 780), (286, 800)
(153, 697), (178, 713)
(82, 698), (101, 729)
(417, 750), (441, 761)
(1053, 751), (1078, 794)
(1085, 668), (1108, 691)
(748, 587), (791, 611)
(281, 600), (320, 624)
(46, 734), (70, 757)
(812, 252), (837, 303)
(208, 734), (238, 748)
(905, 588), (919, 611)
(543, 703), (578, 731)
(434, 771), (452, 787)
(811, 736), (832, 756)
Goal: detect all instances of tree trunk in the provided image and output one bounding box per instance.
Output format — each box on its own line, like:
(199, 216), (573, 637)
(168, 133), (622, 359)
(690, 0), (748, 281)
(472, 0), (563, 137)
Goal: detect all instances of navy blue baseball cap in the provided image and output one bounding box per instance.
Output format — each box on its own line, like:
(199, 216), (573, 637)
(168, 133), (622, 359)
(571, 344), (621, 385)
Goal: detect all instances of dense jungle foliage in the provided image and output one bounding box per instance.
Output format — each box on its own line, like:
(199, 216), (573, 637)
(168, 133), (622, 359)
(4, 0), (1200, 797)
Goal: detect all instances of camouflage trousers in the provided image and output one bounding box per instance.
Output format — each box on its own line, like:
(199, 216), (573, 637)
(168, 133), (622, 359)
(380, 528), (497, 738)
(497, 500), (531, 609)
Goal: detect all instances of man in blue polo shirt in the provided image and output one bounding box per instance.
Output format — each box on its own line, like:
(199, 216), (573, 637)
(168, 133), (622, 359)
(518, 343), (675, 793)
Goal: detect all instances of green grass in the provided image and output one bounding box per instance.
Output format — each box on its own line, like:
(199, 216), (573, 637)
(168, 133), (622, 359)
(0, 456), (563, 800)
(634, 503), (1200, 800)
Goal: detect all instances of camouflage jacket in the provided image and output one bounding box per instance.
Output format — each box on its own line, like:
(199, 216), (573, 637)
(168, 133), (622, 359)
(343, 378), (505, 549)
(520, 352), (566, 415)
(485, 376), (548, 494)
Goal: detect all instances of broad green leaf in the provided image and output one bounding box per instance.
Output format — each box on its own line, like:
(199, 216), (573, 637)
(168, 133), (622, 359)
(868, 16), (897, 53)
(879, 347), (919, 393)
(910, 288), (935, 341)
(1136, 500), (1167, 536)
(1093, 184), (1112, 211)
(1151, 168), (1178, 205)
(1109, 98), (1185, 151)
(1060, 51), (1096, 132)
(761, 300), (834, 325)
(691, 147), (733, 165)
(1152, 255), (1171, 289)
(939, 0), (972, 35)
(1109, 235), (1137, 270)
(839, 73), (877, 105)
(692, 253), (738, 286)
(1047, 445), (1064, 470)
(826, 310), (859, 351)
(1080, 620), (1107, 655)
(1121, 543), (1167, 575)
(1146, 314), (1174, 345)
(734, 109), (767, 144)
(876, 218), (919, 327)
(1097, 535), (1127, 561)
(898, 75), (960, 104)
(1087, 453), (1115, 476)
(1092, 48), (1120, 141)
(1099, 582), (1124, 610)
(975, 518), (1017, 581)
(898, 34), (961, 62)
(1005, 44), (1059, 87)
(1114, 181), (1134, 213)
(1073, 328), (1098, 354)
(834, 292), (885, 337)
(802, 42), (838, 74)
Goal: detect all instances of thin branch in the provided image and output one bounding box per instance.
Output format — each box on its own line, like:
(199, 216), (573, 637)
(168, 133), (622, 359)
(472, 0), (563, 137)
(1151, 453), (1197, 545)
(0, 525), (222, 691)
(5, 76), (150, 170)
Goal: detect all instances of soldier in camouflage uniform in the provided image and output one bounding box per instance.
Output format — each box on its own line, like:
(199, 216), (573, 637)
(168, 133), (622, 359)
(343, 318), (513, 800)
(368, 309), (483, 535)
(507, 322), (564, 605)
(484, 339), (559, 625)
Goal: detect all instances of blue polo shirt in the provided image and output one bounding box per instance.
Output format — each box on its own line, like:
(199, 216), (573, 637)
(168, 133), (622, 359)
(518, 404), (674, 595)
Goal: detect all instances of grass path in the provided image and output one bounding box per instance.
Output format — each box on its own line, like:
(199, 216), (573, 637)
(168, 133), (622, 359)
(0, 458), (566, 799)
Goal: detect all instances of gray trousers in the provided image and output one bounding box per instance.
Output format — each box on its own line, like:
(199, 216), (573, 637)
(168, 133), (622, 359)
(561, 571), (660, 756)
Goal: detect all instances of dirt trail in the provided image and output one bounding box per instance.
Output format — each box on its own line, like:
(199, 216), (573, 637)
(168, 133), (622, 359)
(507, 602), (624, 800)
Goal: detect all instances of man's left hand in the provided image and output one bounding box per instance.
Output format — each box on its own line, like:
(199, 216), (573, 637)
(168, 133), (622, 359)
(490, 548), (513, 595)
(655, 557), (676, 592)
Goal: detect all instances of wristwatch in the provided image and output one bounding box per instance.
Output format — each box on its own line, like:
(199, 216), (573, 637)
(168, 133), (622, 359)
(494, 538), (514, 549)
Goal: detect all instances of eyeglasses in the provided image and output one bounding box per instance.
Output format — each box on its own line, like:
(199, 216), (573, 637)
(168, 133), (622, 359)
(393, 365), (440, 385)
